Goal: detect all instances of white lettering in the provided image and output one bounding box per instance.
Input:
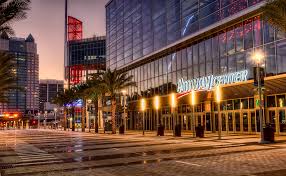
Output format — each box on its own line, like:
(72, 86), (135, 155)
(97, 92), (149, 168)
(177, 70), (249, 93)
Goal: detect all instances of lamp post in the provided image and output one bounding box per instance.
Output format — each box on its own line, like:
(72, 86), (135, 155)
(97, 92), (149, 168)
(215, 85), (222, 140)
(170, 93), (177, 136)
(121, 90), (127, 132)
(253, 51), (265, 143)
(154, 95), (160, 133)
(140, 98), (146, 135)
(54, 108), (57, 129)
(191, 90), (196, 138)
(87, 99), (92, 132)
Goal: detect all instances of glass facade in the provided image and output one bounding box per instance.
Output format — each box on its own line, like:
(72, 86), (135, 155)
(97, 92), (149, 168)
(39, 80), (64, 112)
(66, 36), (106, 85)
(0, 35), (39, 115)
(106, 0), (286, 134)
(106, 0), (264, 70)
(125, 16), (286, 100)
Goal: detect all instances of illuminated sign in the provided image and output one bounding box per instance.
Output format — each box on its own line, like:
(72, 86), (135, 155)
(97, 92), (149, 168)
(177, 70), (248, 93)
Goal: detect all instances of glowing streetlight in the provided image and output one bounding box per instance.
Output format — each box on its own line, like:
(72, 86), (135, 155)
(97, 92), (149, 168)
(170, 93), (177, 136)
(252, 50), (265, 143)
(154, 96), (160, 134)
(140, 98), (146, 135)
(191, 90), (196, 138)
(215, 85), (222, 140)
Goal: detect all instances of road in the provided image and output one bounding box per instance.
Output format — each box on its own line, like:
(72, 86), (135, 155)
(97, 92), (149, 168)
(0, 129), (286, 176)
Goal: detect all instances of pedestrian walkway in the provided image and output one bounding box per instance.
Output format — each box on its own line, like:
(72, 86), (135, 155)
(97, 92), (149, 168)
(13, 139), (62, 166)
(1, 129), (286, 176)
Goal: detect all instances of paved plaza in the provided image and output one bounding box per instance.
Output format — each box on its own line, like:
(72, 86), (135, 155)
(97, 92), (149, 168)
(0, 130), (286, 176)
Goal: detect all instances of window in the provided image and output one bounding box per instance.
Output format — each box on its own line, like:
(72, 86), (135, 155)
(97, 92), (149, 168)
(187, 46), (193, 67)
(277, 40), (286, 74)
(265, 43), (276, 76)
(227, 28), (235, 54)
(244, 19), (253, 50)
(253, 16), (262, 47)
(264, 22), (274, 44)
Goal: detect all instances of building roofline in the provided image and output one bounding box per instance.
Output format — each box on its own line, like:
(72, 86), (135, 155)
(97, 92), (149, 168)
(105, 0), (113, 8)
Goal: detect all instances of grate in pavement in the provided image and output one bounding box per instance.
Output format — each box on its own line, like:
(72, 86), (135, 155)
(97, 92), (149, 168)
(0, 163), (14, 169)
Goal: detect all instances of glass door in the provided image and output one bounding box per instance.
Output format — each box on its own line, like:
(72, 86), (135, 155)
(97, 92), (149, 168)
(235, 112), (241, 132)
(242, 112), (248, 132)
(269, 110), (276, 131)
(222, 113), (226, 131)
(279, 110), (286, 133)
(206, 113), (211, 131)
(228, 112), (233, 132)
(250, 111), (256, 133)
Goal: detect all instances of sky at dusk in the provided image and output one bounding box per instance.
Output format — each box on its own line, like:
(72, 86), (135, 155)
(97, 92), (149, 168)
(12, 0), (109, 80)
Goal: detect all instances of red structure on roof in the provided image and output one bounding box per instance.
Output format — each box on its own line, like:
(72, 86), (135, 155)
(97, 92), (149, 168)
(68, 16), (83, 41)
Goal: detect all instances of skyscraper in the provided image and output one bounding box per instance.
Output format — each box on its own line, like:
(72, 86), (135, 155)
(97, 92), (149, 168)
(0, 33), (39, 116)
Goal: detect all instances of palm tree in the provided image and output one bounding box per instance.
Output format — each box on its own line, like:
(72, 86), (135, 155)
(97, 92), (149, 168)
(0, 0), (30, 36)
(53, 88), (78, 131)
(0, 0), (31, 102)
(0, 52), (17, 102)
(100, 69), (136, 134)
(74, 83), (90, 132)
(261, 0), (286, 32)
(84, 73), (103, 133)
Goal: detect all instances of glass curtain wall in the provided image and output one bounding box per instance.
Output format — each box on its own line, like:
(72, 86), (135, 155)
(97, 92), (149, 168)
(106, 0), (264, 70)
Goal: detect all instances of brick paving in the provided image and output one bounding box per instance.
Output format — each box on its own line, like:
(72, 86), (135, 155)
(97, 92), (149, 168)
(0, 129), (286, 176)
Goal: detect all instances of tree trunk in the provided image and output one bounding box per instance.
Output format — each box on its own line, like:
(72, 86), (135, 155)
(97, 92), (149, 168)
(72, 107), (75, 131)
(81, 99), (85, 132)
(64, 107), (67, 131)
(94, 99), (99, 133)
(111, 99), (116, 134)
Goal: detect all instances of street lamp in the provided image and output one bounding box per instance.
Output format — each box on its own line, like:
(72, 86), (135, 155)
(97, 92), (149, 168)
(54, 108), (57, 129)
(170, 93), (177, 136)
(191, 90), (196, 138)
(87, 99), (92, 132)
(140, 98), (146, 135)
(252, 50), (265, 143)
(121, 90), (127, 132)
(215, 85), (222, 140)
(154, 95), (160, 133)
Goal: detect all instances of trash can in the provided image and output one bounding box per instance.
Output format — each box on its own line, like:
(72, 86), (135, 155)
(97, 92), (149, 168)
(95, 123), (99, 133)
(263, 124), (275, 143)
(119, 125), (125, 134)
(174, 124), (181, 137)
(157, 124), (164, 136)
(195, 125), (204, 138)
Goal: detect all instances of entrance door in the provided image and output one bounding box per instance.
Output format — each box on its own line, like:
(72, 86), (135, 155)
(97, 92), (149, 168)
(235, 112), (241, 132)
(222, 113), (226, 131)
(279, 110), (286, 133)
(250, 111), (256, 133)
(206, 113), (211, 131)
(242, 112), (248, 132)
(269, 110), (276, 130)
(228, 112), (233, 132)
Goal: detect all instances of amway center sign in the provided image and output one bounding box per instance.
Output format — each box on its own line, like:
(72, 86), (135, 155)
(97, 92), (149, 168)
(177, 70), (249, 94)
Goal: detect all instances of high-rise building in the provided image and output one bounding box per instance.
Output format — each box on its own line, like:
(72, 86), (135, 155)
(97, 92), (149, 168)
(0, 33), (39, 116)
(65, 36), (106, 86)
(106, 0), (286, 135)
(39, 79), (64, 113)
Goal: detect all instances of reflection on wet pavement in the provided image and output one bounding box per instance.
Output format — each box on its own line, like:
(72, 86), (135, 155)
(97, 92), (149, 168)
(0, 130), (286, 176)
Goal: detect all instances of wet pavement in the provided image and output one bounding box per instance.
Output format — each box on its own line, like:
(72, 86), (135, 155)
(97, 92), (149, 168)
(0, 130), (286, 175)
